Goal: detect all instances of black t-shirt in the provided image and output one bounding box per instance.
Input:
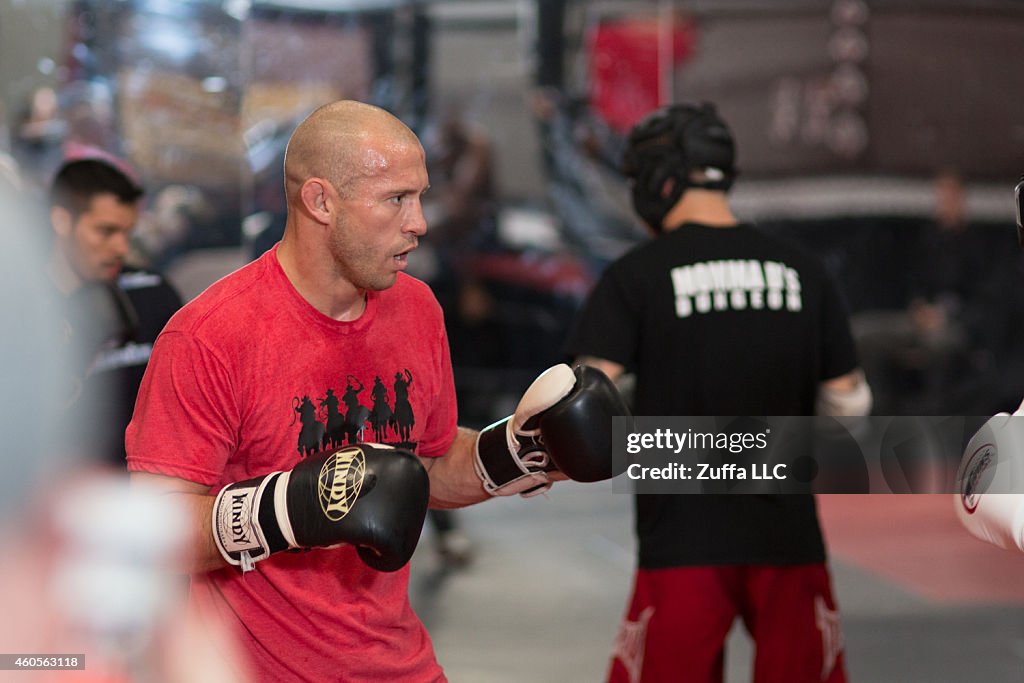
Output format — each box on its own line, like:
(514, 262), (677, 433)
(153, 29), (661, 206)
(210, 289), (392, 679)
(565, 223), (859, 567)
(71, 267), (183, 467)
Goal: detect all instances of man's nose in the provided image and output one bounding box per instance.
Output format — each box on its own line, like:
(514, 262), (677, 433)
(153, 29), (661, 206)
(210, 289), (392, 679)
(405, 202), (428, 237)
(111, 231), (131, 257)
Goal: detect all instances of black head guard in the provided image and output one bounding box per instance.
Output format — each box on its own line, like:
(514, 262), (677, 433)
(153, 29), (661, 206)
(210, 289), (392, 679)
(622, 102), (737, 231)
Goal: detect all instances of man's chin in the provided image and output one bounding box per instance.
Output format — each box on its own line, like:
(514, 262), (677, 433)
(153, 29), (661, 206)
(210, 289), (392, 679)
(359, 273), (398, 293)
(98, 265), (122, 282)
(372, 274), (399, 291)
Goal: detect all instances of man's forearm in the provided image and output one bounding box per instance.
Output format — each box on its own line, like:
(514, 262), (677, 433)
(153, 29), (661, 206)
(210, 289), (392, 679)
(130, 473), (229, 574)
(420, 427), (492, 509)
(176, 492), (232, 573)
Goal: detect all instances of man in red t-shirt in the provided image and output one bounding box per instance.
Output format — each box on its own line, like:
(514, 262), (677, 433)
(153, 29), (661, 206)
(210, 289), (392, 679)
(127, 100), (627, 682)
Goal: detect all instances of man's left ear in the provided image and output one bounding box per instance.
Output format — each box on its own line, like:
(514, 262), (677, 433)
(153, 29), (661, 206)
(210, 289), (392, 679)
(50, 205), (73, 238)
(299, 178), (333, 224)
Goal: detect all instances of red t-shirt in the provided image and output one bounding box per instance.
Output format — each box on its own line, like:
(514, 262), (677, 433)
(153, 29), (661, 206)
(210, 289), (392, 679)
(127, 245), (457, 682)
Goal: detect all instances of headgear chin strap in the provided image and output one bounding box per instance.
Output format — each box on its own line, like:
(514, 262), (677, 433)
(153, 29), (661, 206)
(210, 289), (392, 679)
(622, 102), (737, 231)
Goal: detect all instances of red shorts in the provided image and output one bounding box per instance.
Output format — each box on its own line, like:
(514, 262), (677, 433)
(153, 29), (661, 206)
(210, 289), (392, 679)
(607, 564), (848, 683)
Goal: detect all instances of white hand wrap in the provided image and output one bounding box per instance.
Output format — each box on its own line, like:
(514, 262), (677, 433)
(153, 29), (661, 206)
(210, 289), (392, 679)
(815, 372), (872, 417)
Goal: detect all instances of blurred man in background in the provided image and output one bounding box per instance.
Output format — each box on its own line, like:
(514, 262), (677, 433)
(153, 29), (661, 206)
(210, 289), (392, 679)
(852, 168), (996, 414)
(46, 157), (182, 466)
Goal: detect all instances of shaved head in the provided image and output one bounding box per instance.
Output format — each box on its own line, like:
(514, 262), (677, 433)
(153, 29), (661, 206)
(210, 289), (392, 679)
(284, 100), (421, 203)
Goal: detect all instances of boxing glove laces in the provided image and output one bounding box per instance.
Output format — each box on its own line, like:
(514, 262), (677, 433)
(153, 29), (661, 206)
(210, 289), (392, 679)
(474, 363), (630, 497)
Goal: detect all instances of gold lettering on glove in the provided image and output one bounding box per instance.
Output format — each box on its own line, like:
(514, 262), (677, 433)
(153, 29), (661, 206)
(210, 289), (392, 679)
(318, 446), (367, 521)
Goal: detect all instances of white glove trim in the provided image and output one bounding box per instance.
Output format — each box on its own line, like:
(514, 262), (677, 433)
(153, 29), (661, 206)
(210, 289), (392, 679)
(211, 472), (280, 573)
(274, 470), (298, 549)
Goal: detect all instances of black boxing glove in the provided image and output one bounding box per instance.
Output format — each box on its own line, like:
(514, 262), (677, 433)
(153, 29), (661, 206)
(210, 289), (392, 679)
(474, 364), (630, 496)
(212, 443), (429, 573)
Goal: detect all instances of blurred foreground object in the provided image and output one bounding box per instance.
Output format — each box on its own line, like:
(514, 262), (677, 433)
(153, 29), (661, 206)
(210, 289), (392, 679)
(0, 167), (246, 682)
(956, 403), (1024, 552)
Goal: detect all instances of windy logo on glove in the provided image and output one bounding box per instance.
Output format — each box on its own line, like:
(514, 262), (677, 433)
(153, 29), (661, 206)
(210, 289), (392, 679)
(318, 446), (369, 521)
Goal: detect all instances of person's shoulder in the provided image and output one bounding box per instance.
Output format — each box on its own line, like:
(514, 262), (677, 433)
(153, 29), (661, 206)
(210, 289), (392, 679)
(118, 265), (183, 306)
(741, 224), (831, 274)
(117, 267), (173, 292)
(391, 272), (442, 305)
(380, 273), (445, 325)
(605, 236), (663, 272)
(115, 266), (184, 336)
(162, 255), (272, 336)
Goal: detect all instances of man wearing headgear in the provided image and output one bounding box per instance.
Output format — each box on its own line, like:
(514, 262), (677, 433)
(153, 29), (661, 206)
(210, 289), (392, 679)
(566, 102), (871, 683)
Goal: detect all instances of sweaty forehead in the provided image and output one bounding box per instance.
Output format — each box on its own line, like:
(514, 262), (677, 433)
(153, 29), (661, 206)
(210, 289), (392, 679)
(355, 134), (425, 174)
